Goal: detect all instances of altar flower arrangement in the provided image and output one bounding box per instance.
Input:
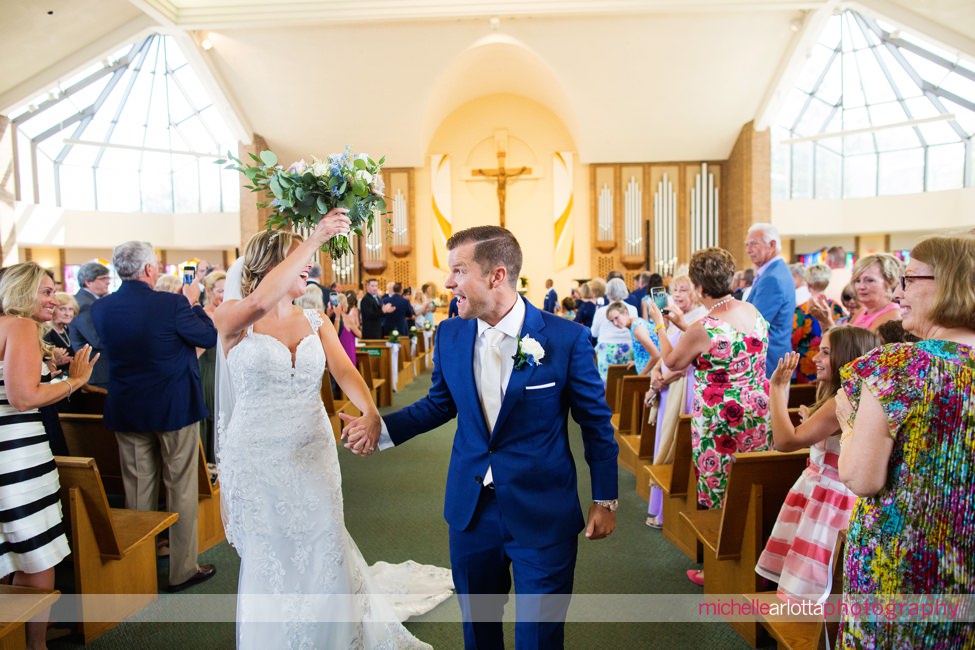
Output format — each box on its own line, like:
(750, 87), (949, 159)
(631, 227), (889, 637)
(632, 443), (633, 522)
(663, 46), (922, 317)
(512, 335), (545, 370)
(218, 147), (386, 259)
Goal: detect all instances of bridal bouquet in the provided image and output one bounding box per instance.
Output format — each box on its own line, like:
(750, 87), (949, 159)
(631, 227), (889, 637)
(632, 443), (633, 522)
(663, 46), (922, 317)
(218, 147), (386, 259)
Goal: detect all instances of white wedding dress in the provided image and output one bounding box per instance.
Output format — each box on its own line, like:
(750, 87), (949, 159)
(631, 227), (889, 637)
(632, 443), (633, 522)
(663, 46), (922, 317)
(218, 309), (451, 649)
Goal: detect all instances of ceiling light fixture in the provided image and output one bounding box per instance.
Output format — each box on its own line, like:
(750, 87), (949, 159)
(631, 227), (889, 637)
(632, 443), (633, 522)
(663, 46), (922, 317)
(489, 17), (500, 32)
(201, 33), (214, 51)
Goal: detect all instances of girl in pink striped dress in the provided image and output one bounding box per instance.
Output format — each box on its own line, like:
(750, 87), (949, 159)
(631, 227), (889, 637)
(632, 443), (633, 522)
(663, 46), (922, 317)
(755, 326), (880, 603)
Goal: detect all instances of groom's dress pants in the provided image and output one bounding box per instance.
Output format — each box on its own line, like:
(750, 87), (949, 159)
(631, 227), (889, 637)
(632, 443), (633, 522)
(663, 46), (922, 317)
(449, 487), (577, 650)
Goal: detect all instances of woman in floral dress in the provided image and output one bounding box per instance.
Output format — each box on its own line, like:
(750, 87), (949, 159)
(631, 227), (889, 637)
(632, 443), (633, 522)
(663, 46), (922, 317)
(647, 248), (772, 585)
(837, 236), (975, 650)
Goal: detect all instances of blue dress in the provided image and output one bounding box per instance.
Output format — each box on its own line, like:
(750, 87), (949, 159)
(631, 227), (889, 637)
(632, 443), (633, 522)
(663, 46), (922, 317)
(629, 318), (659, 374)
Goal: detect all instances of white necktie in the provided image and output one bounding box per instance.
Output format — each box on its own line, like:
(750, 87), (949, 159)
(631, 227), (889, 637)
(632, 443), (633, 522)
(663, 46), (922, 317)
(480, 328), (505, 432)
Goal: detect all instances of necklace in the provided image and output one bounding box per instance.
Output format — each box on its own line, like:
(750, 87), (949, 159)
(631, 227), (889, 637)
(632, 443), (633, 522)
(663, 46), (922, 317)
(51, 326), (70, 348)
(707, 296), (735, 314)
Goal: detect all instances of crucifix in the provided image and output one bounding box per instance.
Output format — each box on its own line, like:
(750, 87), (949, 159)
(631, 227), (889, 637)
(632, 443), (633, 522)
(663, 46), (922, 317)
(471, 131), (532, 228)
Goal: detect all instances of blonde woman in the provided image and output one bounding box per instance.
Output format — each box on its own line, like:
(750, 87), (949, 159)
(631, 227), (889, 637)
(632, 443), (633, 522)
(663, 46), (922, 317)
(154, 273), (182, 294)
(0, 262), (98, 649)
(213, 211), (448, 648)
(811, 253), (902, 333)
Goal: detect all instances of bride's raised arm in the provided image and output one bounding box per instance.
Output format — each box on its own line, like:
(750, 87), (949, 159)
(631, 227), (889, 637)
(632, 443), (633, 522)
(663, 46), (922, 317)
(214, 209), (350, 347)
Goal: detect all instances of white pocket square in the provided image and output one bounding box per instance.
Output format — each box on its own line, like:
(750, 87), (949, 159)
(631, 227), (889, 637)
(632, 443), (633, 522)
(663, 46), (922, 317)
(525, 382), (556, 390)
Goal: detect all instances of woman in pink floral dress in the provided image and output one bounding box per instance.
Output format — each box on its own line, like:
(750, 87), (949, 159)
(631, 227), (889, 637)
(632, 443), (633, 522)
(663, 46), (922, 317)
(648, 248), (772, 584)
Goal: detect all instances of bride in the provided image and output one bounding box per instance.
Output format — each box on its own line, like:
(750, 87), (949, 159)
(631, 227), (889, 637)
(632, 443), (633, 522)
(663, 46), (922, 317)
(214, 210), (448, 649)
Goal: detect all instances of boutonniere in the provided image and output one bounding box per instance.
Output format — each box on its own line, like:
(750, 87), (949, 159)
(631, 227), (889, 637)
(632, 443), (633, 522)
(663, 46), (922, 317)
(512, 335), (545, 370)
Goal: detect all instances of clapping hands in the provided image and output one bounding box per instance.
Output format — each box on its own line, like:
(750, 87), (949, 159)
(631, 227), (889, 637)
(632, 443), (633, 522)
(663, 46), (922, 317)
(770, 352), (800, 389)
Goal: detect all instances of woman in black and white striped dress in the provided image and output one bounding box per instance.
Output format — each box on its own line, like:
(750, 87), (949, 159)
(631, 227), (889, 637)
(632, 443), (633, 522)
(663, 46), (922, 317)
(0, 262), (99, 648)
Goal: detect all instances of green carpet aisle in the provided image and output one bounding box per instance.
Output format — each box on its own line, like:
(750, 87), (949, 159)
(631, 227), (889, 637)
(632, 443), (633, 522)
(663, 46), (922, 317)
(50, 368), (765, 649)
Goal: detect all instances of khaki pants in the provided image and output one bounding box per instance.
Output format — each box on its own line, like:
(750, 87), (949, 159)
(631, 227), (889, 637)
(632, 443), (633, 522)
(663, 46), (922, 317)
(116, 422), (200, 585)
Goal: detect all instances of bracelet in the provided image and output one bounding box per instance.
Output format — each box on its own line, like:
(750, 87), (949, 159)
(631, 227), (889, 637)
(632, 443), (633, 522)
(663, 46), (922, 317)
(63, 378), (73, 401)
(654, 324), (666, 333)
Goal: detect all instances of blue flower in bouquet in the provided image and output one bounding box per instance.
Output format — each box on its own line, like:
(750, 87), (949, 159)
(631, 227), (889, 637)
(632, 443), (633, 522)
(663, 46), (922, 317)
(218, 146), (387, 259)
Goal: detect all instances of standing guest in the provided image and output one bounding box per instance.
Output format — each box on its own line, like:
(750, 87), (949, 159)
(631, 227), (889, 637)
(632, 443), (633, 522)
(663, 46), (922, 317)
(645, 274), (706, 529)
(448, 295), (459, 318)
(790, 263), (810, 307)
(838, 284), (860, 322)
(154, 274), (182, 294)
(745, 223), (795, 377)
(812, 254), (902, 334)
(381, 282), (414, 336)
(297, 283), (325, 312)
(823, 246), (852, 305)
(91, 240), (218, 593)
(590, 278), (637, 382)
(606, 301), (660, 375)
(359, 278), (385, 339)
(589, 277), (607, 308)
(625, 272), (650, 311)
(755, 327), (880, 603)
(646, 247), (771, 586)
(792, 264), (845, 384)
(198, 271), (226, 465)
(412, 283), (435, 328)
(560, 297), (576, 320)
(333, 292), (361, 364)
(305, 265), (325, 294)
(573, 282), (597, 329)
(344, 225), (618, 650)
(70, 261), (112, 389)
(43, 292), (79, 374)
(836, 236), (975, 650)
(543, 279), (558, 313)
(0, 262), (99, 649)
(739, 268), (755, 301)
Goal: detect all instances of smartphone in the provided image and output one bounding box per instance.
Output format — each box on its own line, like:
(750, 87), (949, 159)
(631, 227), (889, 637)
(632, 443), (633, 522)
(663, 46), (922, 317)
(182, 265), (196, 285)
(329, 294), (340, 306)
(650, 286), (668, 311)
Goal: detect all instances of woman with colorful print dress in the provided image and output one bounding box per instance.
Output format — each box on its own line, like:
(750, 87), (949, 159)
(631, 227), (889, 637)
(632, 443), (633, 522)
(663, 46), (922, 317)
(836, 236), (975, 650)
(647, 247), (772, 586)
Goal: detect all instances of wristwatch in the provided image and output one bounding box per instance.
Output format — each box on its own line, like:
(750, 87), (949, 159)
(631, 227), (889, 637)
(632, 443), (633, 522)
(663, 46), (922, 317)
(595, 499), (619, 512)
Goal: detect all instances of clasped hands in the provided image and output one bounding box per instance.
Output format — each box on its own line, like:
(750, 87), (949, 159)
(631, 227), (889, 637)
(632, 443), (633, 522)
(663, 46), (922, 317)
(339, 411), (382, 457)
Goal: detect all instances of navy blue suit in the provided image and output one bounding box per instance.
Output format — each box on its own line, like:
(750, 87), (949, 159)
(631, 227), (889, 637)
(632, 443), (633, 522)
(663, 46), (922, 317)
(624, 286), (647, 311)
(542, 288), (558, 313)
(384, 298), (618, 648)
(70, 288), (110, 388)
(746, 258), (795, 378)
(91, 280), (216, 432)
(381, 293), (414, 336)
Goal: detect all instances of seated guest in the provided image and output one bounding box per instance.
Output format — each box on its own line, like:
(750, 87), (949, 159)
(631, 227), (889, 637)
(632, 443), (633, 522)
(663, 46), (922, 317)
(813, 253), (902, 333)
(606, 301), (660, 375)
(645, 274), (706, 528)
(591, 279), (637, 382)
(792, 264), (844, 384)
(646, 247), (772, 586)
(755, 326), (880, 603)
(573, 282), (597, 329)
(836, 236), (975, 649)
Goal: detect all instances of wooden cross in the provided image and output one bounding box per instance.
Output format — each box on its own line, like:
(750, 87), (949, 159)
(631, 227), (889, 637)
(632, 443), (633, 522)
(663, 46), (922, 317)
(471, 133), (532, 229)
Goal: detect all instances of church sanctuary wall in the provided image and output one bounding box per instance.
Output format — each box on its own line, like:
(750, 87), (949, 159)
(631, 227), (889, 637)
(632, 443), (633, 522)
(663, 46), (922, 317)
(417, 94), (588, 307)
(773, 188), (975, 254)
(10, 200), (240, 256)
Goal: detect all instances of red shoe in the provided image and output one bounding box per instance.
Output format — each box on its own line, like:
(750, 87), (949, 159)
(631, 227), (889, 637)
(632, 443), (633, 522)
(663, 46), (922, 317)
(686, 569), (704, 586)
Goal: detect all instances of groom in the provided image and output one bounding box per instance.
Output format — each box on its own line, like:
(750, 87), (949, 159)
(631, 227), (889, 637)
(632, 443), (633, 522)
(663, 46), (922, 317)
(344, 225), (618, 649)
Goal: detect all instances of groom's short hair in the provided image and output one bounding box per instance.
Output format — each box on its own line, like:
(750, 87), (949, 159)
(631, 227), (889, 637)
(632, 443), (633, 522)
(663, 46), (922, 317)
(447, 226), (522, 288)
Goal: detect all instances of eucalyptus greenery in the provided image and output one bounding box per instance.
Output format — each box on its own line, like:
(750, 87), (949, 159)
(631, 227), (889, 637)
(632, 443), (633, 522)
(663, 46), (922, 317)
(217, 148), (387, 259)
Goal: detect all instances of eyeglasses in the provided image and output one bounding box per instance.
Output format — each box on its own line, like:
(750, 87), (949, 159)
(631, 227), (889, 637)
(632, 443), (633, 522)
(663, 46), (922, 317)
(899, 275), (935, 291)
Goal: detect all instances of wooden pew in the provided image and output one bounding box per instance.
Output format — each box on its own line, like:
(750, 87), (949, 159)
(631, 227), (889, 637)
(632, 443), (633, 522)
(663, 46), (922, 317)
(680, 449), (809, 647)
(0, 585), (60, 650)
(356, 341), (394, 407)
(356, 351), (387, 408)
(745, 532), (846, 650)
(396, 339), (416, 390)
(646, 415), (701, 562)
(54, 456), (178, 643)
(415, 332), (429, 372)
(616, 380), (655, 477)
(605, 364), (635, 412)
(320, 369), (361, 441)
(788, 383), (818, 409)
(60, 413), (224, 553)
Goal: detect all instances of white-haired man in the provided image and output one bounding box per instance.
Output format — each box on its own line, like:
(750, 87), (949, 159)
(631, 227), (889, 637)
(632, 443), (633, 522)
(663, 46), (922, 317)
(744, 223), (795, 378)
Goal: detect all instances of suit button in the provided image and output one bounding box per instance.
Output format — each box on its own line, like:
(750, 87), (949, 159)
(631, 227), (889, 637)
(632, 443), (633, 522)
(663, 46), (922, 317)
(474, 476), (482, 483)
(488, 448), (495, 454)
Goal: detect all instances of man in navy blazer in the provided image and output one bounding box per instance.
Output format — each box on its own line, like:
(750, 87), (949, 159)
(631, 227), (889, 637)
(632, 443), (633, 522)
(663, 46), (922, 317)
(344, 226), (618, 649)
(542, 278), (558, 313)
(381, 282), (415, 335)
(91, 241), (218, 592)
(744, 223), (795, 377)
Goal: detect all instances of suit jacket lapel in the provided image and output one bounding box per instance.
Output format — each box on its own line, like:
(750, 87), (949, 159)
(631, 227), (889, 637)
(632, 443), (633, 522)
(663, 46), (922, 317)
(455, 318), (490, 439)
(493, 299), (547, 435)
